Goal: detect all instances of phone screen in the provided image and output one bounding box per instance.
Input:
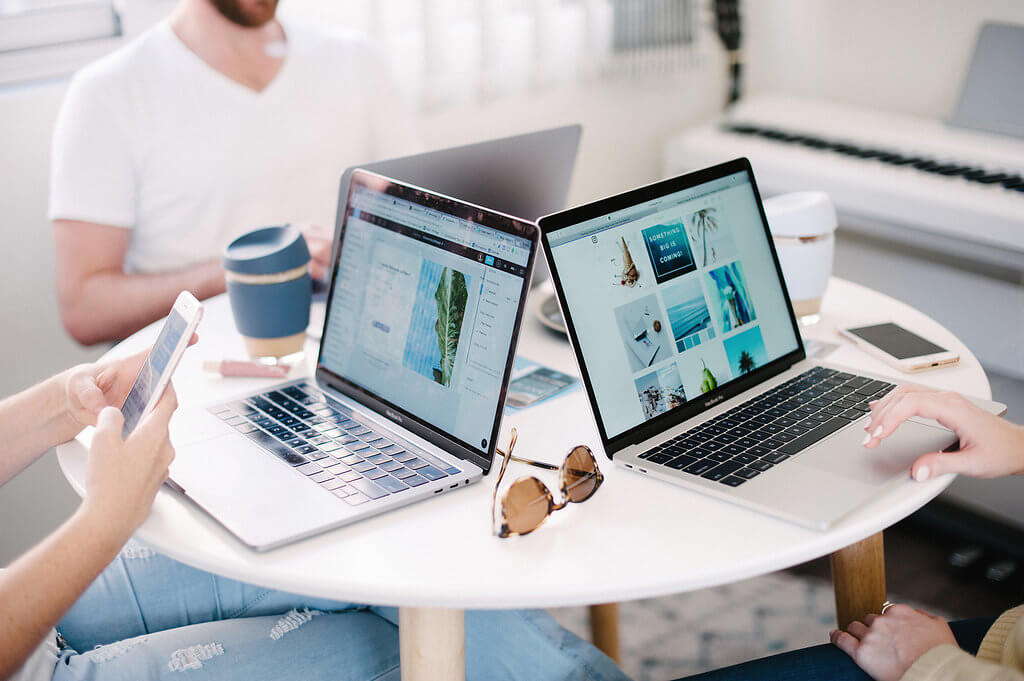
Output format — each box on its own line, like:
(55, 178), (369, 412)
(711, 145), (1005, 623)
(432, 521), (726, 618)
(121, 309), (189, 437)
(847, 323), (947, 360)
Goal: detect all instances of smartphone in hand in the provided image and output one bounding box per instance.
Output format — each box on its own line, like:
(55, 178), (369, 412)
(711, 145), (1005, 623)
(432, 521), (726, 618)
(120, 292), (203, 438)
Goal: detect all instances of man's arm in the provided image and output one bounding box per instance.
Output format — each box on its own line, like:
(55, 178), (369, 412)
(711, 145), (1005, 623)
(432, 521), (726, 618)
(54, 219), (225, 345)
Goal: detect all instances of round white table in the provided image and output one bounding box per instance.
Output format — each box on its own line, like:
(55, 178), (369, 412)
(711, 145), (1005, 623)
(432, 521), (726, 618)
(57, 277), (992, 680)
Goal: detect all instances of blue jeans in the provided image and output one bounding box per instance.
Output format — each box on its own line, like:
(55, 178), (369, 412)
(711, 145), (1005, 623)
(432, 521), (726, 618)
(676, 616), (997, 680)
(52, 542), (629, 681)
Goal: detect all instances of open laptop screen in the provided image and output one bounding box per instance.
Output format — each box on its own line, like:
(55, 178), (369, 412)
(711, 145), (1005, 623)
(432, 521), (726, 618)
(545, 166), (800, 441)
(319, 171), (534, 460)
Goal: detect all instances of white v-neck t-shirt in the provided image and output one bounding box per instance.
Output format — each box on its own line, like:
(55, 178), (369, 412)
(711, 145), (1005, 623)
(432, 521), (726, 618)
(49, 19), (418, 274)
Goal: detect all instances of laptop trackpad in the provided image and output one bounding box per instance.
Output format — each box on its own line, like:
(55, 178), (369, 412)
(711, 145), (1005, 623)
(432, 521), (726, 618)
(800, 419), (956, 486)
(170, 431), (351, 549)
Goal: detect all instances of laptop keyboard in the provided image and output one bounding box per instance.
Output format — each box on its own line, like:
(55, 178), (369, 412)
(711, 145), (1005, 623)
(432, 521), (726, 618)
(637, 367), (895, 488)
(209, 382), (460, 507)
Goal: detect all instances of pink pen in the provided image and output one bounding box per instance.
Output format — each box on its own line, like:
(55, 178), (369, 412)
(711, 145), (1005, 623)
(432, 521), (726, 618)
(203, 360), (291, 378)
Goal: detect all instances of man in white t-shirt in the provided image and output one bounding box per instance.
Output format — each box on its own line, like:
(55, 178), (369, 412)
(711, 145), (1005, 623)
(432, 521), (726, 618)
(49, 0), (418, 345)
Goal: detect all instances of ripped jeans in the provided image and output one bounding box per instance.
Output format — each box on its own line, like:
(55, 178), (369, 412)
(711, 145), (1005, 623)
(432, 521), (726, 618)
(51, 542), (629, 681)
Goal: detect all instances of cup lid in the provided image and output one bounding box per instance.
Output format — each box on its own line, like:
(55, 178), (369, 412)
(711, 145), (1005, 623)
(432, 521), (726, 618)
(763, 191), (837, 238)
(223, 224), (310, 276)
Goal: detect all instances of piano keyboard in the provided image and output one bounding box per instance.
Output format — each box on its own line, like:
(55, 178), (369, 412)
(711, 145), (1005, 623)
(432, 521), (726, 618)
(664, 95), (1024, 266)
(724, 123), (1024, 194)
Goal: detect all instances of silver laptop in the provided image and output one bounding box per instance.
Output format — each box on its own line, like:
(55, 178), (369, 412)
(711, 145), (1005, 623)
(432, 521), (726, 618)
(169, 170), (538, 550)
(339, 124), (581, 286)
(539, 158), (1005, 530)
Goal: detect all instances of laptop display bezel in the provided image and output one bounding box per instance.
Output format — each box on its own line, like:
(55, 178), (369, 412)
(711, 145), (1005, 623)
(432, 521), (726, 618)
(315, 169), (538, 474)
(538, 158), (806, 458)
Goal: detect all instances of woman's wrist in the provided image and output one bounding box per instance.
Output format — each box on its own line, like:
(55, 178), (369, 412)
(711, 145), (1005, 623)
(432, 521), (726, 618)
(75, 499), (137, 553)
(50, 369), (87, 443)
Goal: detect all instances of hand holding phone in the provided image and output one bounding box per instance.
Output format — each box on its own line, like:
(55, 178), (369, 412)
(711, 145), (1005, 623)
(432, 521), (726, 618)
(840, 322), (959, 373)
(120, 292), (203, 437)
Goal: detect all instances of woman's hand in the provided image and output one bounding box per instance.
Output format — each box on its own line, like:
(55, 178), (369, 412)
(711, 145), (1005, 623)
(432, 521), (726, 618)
(861, 385), (1024, 481)
(299, 223), (333, 282)
(64, 335), (197, 429)
(81, 387), (178, 542)
(831, 605), (957, 681)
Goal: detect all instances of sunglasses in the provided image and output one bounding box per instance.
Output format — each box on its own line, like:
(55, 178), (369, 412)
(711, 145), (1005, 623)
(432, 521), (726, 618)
(491, 427), (604, 538)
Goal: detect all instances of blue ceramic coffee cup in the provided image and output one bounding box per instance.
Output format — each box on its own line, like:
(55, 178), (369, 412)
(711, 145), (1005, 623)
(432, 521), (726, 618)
(223, 225), (312, 358)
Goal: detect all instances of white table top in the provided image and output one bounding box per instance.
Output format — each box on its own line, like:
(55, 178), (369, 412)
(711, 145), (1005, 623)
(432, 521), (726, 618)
(57, 277), (991, 610)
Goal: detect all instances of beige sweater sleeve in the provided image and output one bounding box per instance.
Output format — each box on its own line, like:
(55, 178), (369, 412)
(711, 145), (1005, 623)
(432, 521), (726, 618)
(902, 606), (1024, 681)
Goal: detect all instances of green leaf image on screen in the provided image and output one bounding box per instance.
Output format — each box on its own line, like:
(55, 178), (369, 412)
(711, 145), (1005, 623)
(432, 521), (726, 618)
(433, 267), (468, 386)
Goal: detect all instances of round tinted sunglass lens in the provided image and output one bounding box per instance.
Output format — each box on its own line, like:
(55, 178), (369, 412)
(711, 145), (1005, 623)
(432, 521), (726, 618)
(562, 445), (600, 503)
(502, 477), (551, 535)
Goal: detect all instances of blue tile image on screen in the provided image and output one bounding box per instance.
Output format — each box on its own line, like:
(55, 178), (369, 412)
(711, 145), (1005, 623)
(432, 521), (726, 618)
(641, 221), (696, 284)
(662, 275), (715, 353)
(706, 261), (756, 333)
(402, 260), (470, 387)
(723, 326), (768, 376)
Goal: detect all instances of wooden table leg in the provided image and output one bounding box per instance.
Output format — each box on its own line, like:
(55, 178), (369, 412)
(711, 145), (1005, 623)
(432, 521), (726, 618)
(830, 531), (887, 630)
(399, 607), (465, 681)
(589, 603), (622, 665)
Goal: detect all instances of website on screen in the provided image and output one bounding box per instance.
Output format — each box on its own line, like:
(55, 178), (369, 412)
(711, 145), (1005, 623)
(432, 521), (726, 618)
(548, 171), (800, 439)
(321, 183), (531, 452)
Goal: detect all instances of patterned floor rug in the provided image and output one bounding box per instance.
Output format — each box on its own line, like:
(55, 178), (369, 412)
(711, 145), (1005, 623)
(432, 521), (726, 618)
(549, 571), (946, 681)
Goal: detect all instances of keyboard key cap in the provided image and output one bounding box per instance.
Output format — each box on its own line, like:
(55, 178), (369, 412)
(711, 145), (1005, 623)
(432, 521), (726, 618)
(733, 453), (756, 464)
(310, 471), (335, 484)
(353, 461), (377, 473)
(294, 444), (318, 455)
(418, 466), (446, 481)
(684, 460), (716, 475)
(749, 460), (773, 472)
(763, 452), (791, 464)
(840, 408), (865, 421)
(736, 467), (761, 479)
(403, 474), (428, 486)
(340, 455), (363, 465)
(707, 451), (732, 463)
(406, 458), (428, 469)
(702, 461), (742, 481)
(666, 454), (698, 469)
(342, 492), (370, 506)
(778, 417), (849, 455)
(376, 476), (410, 493)
(367, 454), (390, 465)
(233, 422), (258, 434)
(380, 461), (404, 472)
(350, 478), (388, 499)
(647, 452), (674, 464)
(246, 430), (309, 466)
(331, 487), (354, 498)
(296, 462), (322, 475)
(392, 450), (414, 462)
(340, 471), (361, 482)
(720, 476), (746, 487)
(745, 446), (771, 458)
(394, 467), (420, 479)
(365, 468), (389, 480)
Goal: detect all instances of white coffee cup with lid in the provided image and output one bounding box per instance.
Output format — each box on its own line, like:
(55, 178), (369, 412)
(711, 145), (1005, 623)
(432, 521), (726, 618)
(763, 191), (838, 323)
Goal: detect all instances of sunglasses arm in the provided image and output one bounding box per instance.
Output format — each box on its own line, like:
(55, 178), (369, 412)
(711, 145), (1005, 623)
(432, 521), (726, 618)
(507, 454), (560, 472)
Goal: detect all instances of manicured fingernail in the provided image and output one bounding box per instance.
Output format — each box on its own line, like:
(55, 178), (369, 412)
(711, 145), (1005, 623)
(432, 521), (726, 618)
(861, 432), (871, 446)
(872, 426), (883, 438)
(915, 466), (930, 482)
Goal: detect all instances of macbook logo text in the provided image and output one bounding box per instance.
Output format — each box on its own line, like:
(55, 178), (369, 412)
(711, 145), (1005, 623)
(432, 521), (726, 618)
(386, 409), (403, 423)
(703, 395), (725, 408)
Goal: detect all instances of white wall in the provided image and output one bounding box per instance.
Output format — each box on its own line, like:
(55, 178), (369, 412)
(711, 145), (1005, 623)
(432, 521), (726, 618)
(0, 21), (725, 564)
(744, 0), (1024, 119)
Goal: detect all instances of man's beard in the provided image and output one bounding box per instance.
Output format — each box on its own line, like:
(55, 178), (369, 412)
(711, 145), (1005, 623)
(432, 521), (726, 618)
(209, 0), (278, 28)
